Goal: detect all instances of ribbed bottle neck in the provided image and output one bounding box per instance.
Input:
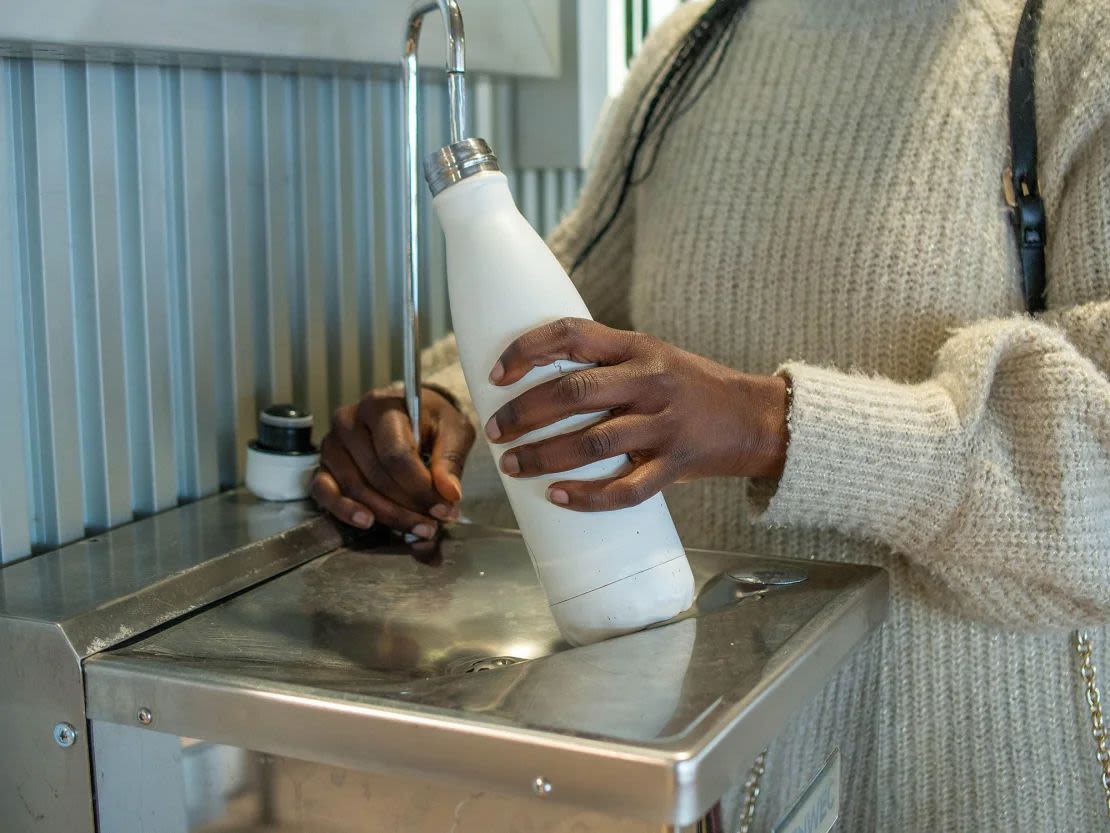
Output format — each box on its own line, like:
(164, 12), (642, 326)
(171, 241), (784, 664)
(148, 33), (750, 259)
(424, 137), (501, 196)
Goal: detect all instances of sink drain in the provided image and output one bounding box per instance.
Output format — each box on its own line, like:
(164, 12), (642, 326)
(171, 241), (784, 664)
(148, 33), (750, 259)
(726, 568), (807, 588)
(455, 656), (526, 674)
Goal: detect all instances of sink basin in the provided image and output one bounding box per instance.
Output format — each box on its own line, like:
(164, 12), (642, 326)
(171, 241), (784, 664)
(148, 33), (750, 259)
(99, 525), (572, 691)
(0, 490), (886, 829)
(83, 518), (888, 825)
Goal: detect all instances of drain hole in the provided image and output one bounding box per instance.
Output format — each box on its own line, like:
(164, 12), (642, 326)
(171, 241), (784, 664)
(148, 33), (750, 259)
(458, 656), (526, 674)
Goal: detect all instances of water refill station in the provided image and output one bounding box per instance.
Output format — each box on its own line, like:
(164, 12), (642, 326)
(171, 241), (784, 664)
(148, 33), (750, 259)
(0, 2), (888, 831)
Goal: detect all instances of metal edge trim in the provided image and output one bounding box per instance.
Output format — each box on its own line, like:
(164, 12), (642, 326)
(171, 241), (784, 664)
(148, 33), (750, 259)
(64, 515), (345, 657)
(83, 656), (684, 823)
(669, 568), (890, 823)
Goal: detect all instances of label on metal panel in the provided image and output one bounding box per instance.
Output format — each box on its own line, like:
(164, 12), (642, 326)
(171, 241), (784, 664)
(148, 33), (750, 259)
(772, 749), (840, 833)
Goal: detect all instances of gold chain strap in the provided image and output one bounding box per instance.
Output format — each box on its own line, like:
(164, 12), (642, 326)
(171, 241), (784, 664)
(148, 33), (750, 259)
(736, 750), (767, 833)
(1075, 630), (1110, 819)
(730, 635), (1109, 831)
(727, 636), (1108, 831)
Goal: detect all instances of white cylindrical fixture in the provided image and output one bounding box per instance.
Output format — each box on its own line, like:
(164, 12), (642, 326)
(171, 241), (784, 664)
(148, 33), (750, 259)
(245, 445), (319, 502)
(245, 404), (320, 502)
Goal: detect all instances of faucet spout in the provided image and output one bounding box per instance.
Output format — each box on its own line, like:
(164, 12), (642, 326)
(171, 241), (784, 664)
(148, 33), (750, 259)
(405, 1), (467, 141)
(401, 0), (468, 446)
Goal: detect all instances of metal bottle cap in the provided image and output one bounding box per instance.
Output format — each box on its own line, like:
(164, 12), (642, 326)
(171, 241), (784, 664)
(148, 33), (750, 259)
(259, 404), (313, 430)
(424, 138), (500, 196)
(255, 404), (316, 455)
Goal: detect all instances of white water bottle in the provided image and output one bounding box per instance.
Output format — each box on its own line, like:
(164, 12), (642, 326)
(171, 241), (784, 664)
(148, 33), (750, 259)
(424, 139), (694, 646)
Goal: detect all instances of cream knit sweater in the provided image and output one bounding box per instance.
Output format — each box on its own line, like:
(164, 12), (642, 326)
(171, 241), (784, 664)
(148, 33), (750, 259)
(423, 0), (1110, 829)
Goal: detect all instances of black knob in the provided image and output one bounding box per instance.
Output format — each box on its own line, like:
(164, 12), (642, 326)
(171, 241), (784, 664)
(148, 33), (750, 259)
(255, 404), (316, 454)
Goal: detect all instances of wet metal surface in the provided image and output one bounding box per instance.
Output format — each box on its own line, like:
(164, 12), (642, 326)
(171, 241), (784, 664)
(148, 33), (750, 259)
(85, 523), (888, 824)
(0, 490), (342, 833)
(0, 490), (336, 657)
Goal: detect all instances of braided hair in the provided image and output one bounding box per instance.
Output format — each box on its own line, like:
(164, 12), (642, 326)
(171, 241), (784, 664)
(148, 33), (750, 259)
(572, 0), (751, 273)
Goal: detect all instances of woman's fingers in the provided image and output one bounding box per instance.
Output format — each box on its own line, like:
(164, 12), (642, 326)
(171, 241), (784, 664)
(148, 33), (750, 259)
(317, 440), (439, 537)
(490, 318), (640, 386)
(331, 415), (413, 504)
(485, 365), (644, 443)
(317, 385), (477, 534)
(500, 415), (658, 477)
(332, 402), (421, 512)
(429, 409), (475, 509)
(368, 399), (445, 510)
(546, 457), (673, 512)
(310, 468), (375, 529)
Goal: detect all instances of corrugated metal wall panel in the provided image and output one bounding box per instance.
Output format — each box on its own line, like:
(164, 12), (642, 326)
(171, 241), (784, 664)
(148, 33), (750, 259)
(0, 56), (583, 563)
(0, 57), (32, 560)
(128, 64), (180, 518)
(21, 59), (88, 549)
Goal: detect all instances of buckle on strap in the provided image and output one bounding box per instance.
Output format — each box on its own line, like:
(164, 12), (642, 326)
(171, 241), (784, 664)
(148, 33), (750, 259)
(1002, 166), (1046, 248)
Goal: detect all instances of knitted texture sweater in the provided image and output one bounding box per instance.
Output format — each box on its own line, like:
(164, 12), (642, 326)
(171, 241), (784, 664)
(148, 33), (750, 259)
(423, 0), (1110, 828)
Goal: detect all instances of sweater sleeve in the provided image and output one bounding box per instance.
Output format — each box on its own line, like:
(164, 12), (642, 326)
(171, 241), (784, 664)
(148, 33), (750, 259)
(748, 8), (1110, 630)
(424, 3), (708, 411)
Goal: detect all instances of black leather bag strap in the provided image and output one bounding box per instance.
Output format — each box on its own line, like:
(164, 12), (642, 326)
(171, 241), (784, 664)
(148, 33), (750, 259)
(1007, 0), (1047, 314)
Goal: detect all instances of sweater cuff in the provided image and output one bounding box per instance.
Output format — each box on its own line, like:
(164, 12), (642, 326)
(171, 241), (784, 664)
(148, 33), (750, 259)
(747, 363), (966, 552)
(424, 361), (478, 427)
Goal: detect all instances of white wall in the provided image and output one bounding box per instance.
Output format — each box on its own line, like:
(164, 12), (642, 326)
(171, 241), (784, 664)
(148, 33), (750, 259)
(0, 0), (563, 78)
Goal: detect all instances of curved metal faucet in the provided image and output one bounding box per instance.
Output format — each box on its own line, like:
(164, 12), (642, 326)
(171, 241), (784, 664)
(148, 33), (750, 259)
(401, 0), (468, 445)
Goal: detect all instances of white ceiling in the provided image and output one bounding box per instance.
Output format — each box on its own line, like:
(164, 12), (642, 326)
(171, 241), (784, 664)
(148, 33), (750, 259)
(0, 0), (563, 78)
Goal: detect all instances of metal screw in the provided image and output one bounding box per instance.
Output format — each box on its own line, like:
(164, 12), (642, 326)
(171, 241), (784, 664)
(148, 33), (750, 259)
(53, 722), (77, 748)
(532, 776), (552, 798)
(137, 707), (153, 725)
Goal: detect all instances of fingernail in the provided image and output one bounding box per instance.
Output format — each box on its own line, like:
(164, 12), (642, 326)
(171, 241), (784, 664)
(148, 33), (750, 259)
(500, 452), (520, 475)
(489, 361), (505, 384)
(485, 416), (501, 441)
(547, 488), (569, 506)
(412, 522), (437, 540)
(352, 511), (373, 528)
(430, 504), (452, 521)
(439, 474), (462, 504)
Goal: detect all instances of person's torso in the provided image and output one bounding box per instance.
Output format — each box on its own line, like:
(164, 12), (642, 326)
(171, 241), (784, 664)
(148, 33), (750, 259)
(619, 3), (1110, 828)
(630, 0), (1027, 383)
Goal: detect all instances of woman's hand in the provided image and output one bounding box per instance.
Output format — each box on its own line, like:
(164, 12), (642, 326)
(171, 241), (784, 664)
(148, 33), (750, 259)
(311, 386), (476, 536)
(486, 318), (789, 511)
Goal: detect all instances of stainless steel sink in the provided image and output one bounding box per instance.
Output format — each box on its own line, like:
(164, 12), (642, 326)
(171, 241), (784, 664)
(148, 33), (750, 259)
(98, 527), (573, 692)
(0, 491), (888, 831)
(82, 520), (886, 826)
